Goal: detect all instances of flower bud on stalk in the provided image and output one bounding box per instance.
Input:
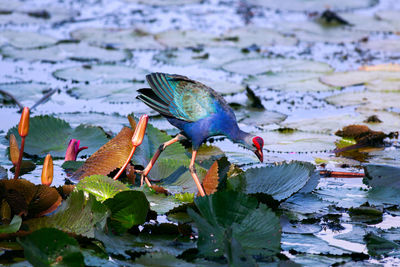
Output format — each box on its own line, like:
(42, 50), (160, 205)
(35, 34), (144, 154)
(14, 107), (30, 179)
(41, 154), (53, 186)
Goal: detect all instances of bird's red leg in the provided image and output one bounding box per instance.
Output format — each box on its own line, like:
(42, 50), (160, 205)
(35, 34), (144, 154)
(189, 150), (206, 197)
(140, 134), (186, 186)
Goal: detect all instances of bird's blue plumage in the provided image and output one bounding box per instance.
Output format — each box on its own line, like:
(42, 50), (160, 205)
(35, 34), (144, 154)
(137, 73), (248, 149)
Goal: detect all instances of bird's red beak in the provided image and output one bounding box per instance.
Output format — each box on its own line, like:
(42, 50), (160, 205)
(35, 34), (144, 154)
(254, 149), (263, 162)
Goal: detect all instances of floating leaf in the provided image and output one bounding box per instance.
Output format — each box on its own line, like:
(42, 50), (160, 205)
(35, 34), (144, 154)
(188, 191), (281, 258)
(223, 58), (332, 75)
(0, 81), (50, 105)
(133, 252), (196, 266)
(368, 187), (400, 206)
(247, 0), (377, 12)
(361, 39), (400, 54)
(53, 64), (147, 83)
(365, 233), (400, 257)
(18, 228), (84, 267)
(0, 178), (61, 218)
(67, 82), (144, 102)
(124, 0), (201, 5)
(320, 70), (400, 87)
(154, 30), (219, 48)
(228, 161), (315, 201)
(7, 115), (109, 158)
(26, 191), (109, 238)
(76, 175), (129, 202)
(0, 215), (21, 234)
(364, 164), (400, 189)
(71, 127), (133, 180)
(104, 190), (149, 234)
(325, 91), (400, 109)
(1, 42), (131, 62)
(237, 110), (287, 126)
(0, 30), (57, 49)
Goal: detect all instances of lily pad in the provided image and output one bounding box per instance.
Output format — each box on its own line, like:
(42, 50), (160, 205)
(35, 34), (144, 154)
(361, 39), (400, 54)
(276, 21), (367, 43)
(247, 0), (377, 12)
(133, 252), (195, 266)
(53, 64), (147, 83)
(7, 115), (109, 158)
(70, 27), (163, 50)
(325, 91), (400, 109)
(0, 30), (57, 49)
(280, 192), (332, 215)
(76, 175), (129, 202)
(67, 82), (144, 102)
(1, 42), (131, 62)
(124, 0), (200, 5)
(365, 233), (400, 257)
(26, 190), (109, 238)
(154, 47), (259, 68)
(18, 228), (84, 267)
(188, 191), (281, 259)
(364, 164), (400, 189)
(368, 187), (400, 206)
(247, 72), (334, 91)
(154, 30), (219, 48)
(365, 79), (400, 92)
(259, 130), (337, 153)
(0, 81), (51, 105)
(227, 161), (315, 201)
(194, 78), (245, 95)
(223, 58), (332, 75)
(320, 71), (400, 87)
(316, 186), (368, 209)
(104, 190), (149, 234)
(375, 10), (400, 32)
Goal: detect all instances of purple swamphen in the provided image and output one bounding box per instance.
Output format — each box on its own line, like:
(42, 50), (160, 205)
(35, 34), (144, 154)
(137, 73), (264, 196)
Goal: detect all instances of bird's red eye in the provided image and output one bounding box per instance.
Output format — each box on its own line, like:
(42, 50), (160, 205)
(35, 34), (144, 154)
(252, 136), (264, 150)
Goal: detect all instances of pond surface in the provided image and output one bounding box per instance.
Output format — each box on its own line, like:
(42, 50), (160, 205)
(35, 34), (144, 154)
(0, 0), (400, 265)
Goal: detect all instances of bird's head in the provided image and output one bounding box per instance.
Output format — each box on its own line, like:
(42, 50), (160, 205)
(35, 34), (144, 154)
(252, 136), (264, 162)
(242, 135), (264, 162)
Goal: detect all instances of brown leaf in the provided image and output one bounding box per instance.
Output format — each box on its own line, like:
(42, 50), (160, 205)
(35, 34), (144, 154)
(70, 127), (134, 180)
(151, 184), (169, 195)
(202, 160), (219, 195)
(56, 185), (75, 200)
(0, 179), (61, 218)
(128, 115), (136, 130)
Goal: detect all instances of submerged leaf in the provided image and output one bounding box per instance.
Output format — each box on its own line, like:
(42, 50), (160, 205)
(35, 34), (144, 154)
(0, 215), (21, 234)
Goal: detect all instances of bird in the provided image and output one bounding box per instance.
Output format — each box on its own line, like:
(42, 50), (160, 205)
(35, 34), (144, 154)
(137, 73), (264, 196)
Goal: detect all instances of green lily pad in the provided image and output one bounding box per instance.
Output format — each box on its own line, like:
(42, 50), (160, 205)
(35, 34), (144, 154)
(368, 187), (400, 206)
(154, 30), (219, 48)
(223, 58), (332, 75)
(280, 193), (331, 215)
(364, 164), (400, 189)
(247, 0), (377, 12)
(154, 47), (259, 68)
(67, 82), (145, 102)
(1, 42), (131, 62)
(259, 130), (337, 153)
(76, 175), (129, 202)
(228, 161), (315, 201)
(0, 30), (57, 49)
(70, 27), (163, 50)
(320, 71), (400, 87)
(104, 190), (149, 234)
(26, 191), (109, 238)
(133, 252), (195, 266)
(339, 13), (398, 32)
(325, 91), (400, 109)
(7, 115), (109, 158)
(368, 148), (400, 166)
(188, 191), (281, 259)
(53, 64), (147, 83)
(365, 79), (400, 92)
(18, 228), (84, 267)
(316, 186), (368, 209)
(375, 10), (400, 32)
(0, 81), (51, 104)
(276, 21), (367, 43)
(194, 78), (245, 95)
(361, 39), (400, 54)
(0, 215), (21, 234)
(140, 187), (182, 214)
(365, 233), (400, 257)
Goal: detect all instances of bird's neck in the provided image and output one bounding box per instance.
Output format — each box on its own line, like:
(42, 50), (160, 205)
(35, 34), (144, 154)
(229, 127), (253, 147)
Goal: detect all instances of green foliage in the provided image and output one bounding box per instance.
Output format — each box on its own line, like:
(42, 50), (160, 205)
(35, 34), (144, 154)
(227, 161), (315, 201)
(188, 191), (281, 261)
(365, 233), (400, 257)
(18, 228), (84, 267)
(7, 115), (108, 158)
(76, 175), (129, 202)
(174, 192), (194, 203)
(104, 191), (149, 234)
(0, 215), (21, 234)
(26, 191), (109, 238)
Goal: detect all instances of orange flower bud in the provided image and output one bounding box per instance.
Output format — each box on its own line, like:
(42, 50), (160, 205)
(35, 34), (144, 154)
(132, 115), (148, 147)
(18, 107), (30, 137)
(41, 154), (53, 186)
(9, 134), (20, 166)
